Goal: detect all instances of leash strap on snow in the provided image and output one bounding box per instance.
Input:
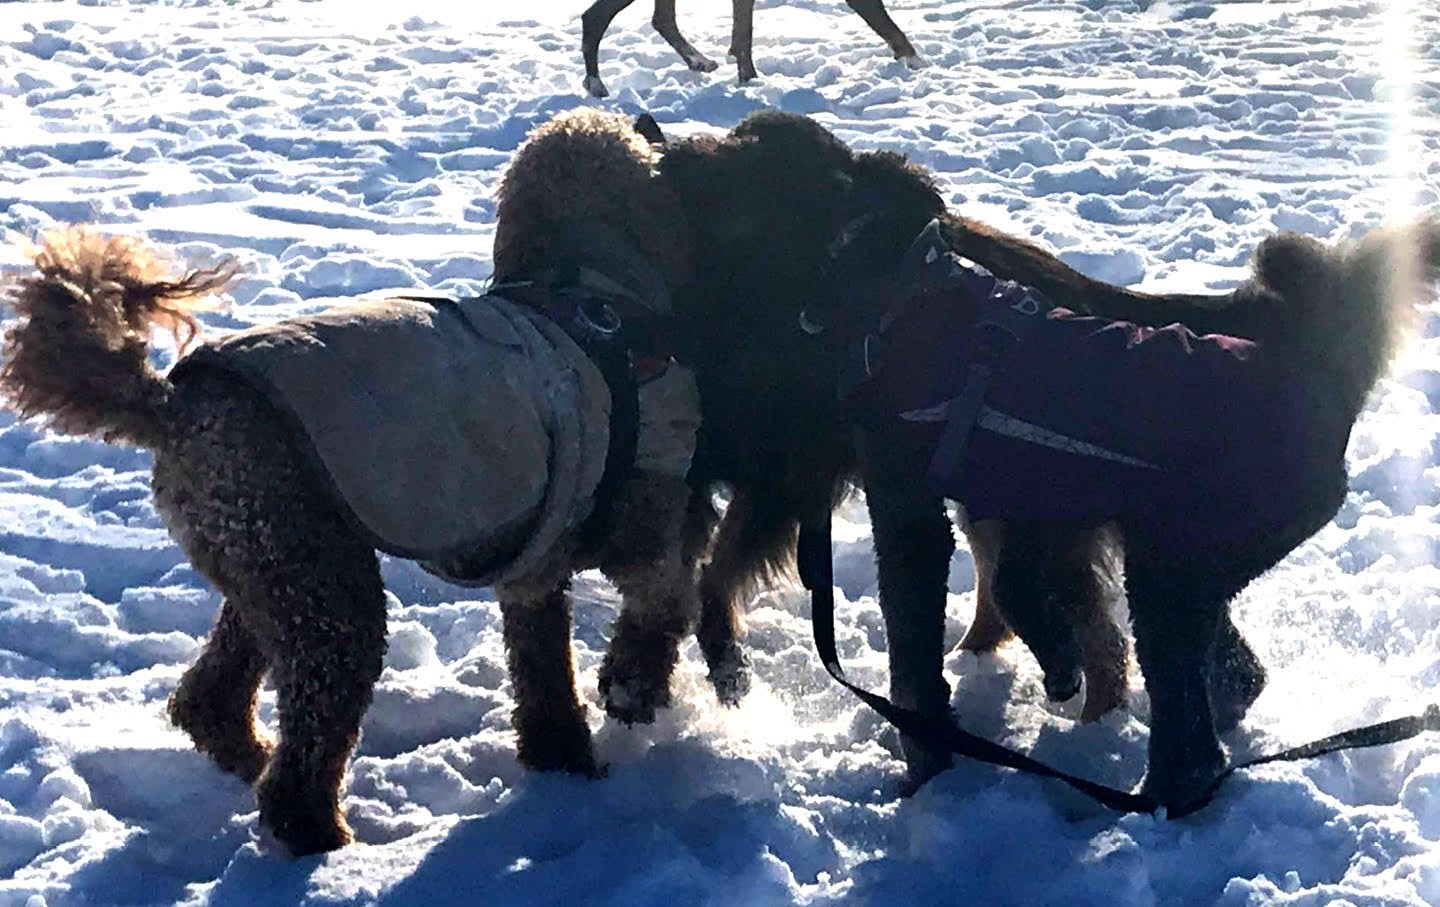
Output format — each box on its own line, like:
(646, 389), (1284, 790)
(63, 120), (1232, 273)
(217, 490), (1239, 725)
(797, 512), (1440, 817)
(797, 513), (1157, 813)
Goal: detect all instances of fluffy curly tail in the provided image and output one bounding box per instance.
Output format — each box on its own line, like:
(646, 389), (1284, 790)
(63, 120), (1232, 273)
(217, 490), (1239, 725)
(1, 226), (234, 448)
(1251, 215), (1440, 419)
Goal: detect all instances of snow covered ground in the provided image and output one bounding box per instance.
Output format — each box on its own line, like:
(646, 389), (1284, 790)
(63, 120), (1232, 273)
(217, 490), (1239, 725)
(2, 0), (1440, 903)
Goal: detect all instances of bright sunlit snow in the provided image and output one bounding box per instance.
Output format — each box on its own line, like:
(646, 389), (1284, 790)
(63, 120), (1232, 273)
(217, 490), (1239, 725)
(2, 0), (1440, 904)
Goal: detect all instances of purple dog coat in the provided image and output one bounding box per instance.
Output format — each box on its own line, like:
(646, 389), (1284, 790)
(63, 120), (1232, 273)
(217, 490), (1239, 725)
(846, 222), (1323, 540)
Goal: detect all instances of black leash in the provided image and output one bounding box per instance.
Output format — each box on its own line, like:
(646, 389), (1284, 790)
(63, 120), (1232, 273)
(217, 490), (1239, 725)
(798, 513), (1440, 817)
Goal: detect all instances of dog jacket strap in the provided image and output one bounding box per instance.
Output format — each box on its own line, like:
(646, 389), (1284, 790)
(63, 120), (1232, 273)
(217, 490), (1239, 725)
(924, 319), (1019, 492)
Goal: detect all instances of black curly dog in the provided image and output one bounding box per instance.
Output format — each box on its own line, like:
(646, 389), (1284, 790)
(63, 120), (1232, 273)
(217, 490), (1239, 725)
(661, 112), (1438, 810)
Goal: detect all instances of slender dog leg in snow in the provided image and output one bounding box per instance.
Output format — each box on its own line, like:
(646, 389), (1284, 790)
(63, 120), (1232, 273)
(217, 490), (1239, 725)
(652, 0), (720, 73)
(844, 0), (925, 67)
(581, 0), (716, 97)
(728, 0), (758, 83)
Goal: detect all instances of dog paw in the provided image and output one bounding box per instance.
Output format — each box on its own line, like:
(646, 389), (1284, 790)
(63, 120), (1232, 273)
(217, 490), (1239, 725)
(899, 54), (929, 71)
(1137, 752), (1227, 816)
(706, 646), (752, 706)
(598, 669), (670, 725)
(683, 51), (719, 73)
(899, 745), (953, 796)
(583, 75), (610, 98)
(517, 730), (601, 778)
(1042, 663), (1083, 704)
(256, 774), (353, 856)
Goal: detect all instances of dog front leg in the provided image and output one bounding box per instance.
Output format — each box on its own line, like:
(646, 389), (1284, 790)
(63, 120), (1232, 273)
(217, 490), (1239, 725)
(856, 423), (955, 791)
(1125, 539), (1226, 813)
(695, 488), (804, 705)
(598, 472), (699, 724)
(498, 577), (599, 777)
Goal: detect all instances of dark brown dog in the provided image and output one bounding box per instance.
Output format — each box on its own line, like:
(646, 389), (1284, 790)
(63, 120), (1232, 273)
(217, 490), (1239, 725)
(659, 111), (1438, 809)
(581, 0), (924, 97)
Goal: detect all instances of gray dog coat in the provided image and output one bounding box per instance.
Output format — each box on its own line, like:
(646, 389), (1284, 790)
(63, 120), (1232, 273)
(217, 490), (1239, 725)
(174, 292), (699, 586)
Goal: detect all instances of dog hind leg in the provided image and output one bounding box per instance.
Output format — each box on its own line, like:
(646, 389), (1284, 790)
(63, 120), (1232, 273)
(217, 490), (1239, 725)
(955, 518), (1014, 653)
(152, 372), (386, 855)
(988, 522), (1085, 704)
(651, 0), (719, 73)
(1065, 527), (1129, 722)
(1208, 611), (1266, 733)
(729, 0), (759, 83)
(254, 556), (386, 856)
(167, 599), (273, 785)
(844, 0), (924, 67)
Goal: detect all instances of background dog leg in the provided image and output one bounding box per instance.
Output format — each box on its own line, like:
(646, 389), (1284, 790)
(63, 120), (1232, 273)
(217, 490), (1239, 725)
(651, 0), (719, 74)
(580, 0), (641, 97)
(251, 549), (387, 857)
(729, 0), (759, 83)
(1125, 543), (1226, 812)
(844, 0), (925, 68)
(167, 599), (274, 785)
(857, 425), (955, 792)
(499, 582), (599, 777)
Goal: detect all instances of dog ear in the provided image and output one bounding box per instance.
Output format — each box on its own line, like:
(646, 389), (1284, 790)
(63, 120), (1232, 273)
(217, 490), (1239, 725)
(633, 113), (666, 146)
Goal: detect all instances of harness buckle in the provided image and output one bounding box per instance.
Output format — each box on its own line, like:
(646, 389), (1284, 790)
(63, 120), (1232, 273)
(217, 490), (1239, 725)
(571, 298), (622, 342)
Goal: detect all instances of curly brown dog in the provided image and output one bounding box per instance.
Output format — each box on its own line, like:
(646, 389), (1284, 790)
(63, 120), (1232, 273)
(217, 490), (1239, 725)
(0, 109), (708, 856)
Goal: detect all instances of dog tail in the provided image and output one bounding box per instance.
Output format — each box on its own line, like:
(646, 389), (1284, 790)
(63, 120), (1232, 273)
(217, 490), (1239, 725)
(1, 226), (233, 449)
(1252, 215), (1440, 416)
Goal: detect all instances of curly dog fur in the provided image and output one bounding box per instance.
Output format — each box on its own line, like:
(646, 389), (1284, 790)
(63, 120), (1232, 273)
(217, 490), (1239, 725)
(0, 109), (705, 855)
(659, 111), (1438, 804)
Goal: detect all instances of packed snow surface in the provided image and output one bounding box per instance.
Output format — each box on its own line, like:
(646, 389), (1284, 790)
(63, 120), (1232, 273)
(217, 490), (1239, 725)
(2, 0), (1440, 903)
